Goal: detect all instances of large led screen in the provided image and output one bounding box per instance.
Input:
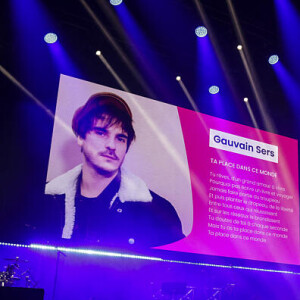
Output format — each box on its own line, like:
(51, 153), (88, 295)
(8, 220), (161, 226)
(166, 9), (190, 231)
(45, 75), (299, 265)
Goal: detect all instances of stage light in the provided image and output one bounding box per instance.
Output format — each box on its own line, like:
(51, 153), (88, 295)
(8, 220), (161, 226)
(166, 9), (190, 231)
(96, 50), (101, 56)
(195, 26), (207, 38)
(268, 55), (279, 65)
(0, 242), (298, 275)
(110, 0), (123, 6)
(237, 45), (243, 50)
(176, 76), (181, 81)
(209, 85), (220, 94)
(244, 97), (248, 102)
(44, 33), (58, 44)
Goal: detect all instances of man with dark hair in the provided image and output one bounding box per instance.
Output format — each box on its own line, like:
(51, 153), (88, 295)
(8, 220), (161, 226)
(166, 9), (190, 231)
(44, 93), (184, 248)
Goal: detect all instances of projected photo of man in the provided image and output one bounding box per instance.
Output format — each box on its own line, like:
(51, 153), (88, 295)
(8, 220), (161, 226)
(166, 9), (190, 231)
(44, 92), (184, 247)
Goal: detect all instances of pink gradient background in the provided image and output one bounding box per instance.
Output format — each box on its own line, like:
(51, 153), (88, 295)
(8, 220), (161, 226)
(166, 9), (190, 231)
(159, 107), (300, 265)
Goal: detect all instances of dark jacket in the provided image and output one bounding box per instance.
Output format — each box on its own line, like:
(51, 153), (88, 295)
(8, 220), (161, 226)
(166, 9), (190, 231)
(43, 165), (184, 248)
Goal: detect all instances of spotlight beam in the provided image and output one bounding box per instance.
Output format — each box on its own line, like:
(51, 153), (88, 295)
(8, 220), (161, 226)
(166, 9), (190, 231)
(175, 76), (211, 202)
(193, 0), (239, 102)
(176, 76), (199, 113)
(96, 55), (209, 211)
(79, 0), (154, 97)
(96, 55), (192, 190)
(226, 0), (275, 133)
(96, 51), (129, 93)
(0, 65), (53, 117)
(238, 46), (274, 132)
(244, 98), (259, 129)
(0, 65), (72, 135)
(175, 76), (244, 201)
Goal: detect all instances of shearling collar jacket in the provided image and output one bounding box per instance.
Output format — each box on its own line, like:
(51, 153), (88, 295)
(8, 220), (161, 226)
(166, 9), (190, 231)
(45, 165), (153, 238)
(44, 165), (184, 247)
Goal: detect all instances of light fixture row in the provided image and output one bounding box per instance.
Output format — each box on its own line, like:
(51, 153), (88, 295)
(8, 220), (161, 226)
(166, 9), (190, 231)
(44, 28), (280, 66)
(0, 242), (297, 275)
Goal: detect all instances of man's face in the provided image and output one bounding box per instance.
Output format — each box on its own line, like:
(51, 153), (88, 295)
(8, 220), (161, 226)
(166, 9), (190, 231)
(77, 118), (128, 176)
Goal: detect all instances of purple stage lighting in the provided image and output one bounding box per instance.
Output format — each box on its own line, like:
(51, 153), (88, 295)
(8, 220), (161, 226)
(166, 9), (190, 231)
(209, 85), (220, 94)
(268, 55), (279, 65)
(0, 242), (298, 275)
(44, 33), (58, 44)
(195, 26), (207, 38)
(110, 0), (123, 6)
(128, 238), (135, 245)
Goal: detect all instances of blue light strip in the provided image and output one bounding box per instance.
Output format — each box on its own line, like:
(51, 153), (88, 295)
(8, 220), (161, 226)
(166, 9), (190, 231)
(0, 242), (299, 275)
(30, 244), (162, 262)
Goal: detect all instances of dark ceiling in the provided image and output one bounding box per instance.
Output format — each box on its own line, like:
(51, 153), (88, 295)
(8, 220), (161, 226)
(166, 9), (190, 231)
(2, 0), (300, 134)
(1, 0), (300, 244)
(1, 0), (300, 178)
